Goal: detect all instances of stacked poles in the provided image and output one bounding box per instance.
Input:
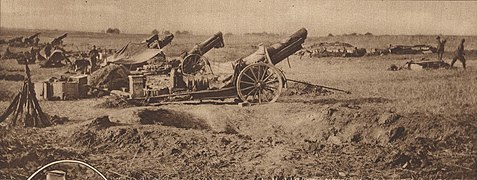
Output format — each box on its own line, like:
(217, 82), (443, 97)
(0, 63), (51, 127)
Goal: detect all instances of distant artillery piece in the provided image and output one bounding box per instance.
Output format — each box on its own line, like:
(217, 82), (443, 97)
(37, 33), (71, 68)
(300, 42), (367, 58)
(144, 34), (174, 49)
(389, 44), (437, 54)
(7, 36), (24, 47)
(388, 59), (451, 71)
(6, 33), (41, 47)
(405, 60), (450, 70)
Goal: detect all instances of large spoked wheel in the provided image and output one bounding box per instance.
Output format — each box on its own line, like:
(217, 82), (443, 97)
(182, 54), (211, 75)
(236, 63), (283, 104)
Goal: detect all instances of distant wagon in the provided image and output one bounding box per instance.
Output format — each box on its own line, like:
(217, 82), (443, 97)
(389, 44), (437, 54)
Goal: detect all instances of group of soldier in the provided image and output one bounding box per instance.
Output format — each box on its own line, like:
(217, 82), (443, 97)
(437, 36), (467, 69)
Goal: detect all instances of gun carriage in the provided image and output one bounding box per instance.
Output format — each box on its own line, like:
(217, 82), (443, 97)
(129, 28), (308, 104)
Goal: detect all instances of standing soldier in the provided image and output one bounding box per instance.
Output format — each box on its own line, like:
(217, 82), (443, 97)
(33, 36), (40, 46)
(29, 47), (36, 63)
(44, 42), (52, 58)
(88, 45), (100, 73)
(436, 36), (446, 61)
(451, 39), (466, 69)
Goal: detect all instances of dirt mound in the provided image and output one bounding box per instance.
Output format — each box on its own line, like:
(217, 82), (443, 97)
(87, 115), (115, 130)
(71, 127), (142, 149)
(137, 109), (211, 130)
(292, 105), (476, 177)
(0, 128), (83, 179)
(282, 82), (333, 96)
(88, 64), (129, 90)
(95, 95), (131, 108)
(49, 115), (69, 125)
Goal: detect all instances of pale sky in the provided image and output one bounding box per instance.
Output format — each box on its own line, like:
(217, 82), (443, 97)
(1, 0), (476, 36)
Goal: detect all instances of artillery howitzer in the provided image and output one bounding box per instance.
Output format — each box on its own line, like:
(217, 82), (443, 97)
(128, 28), (307, 104)
(7, 33), (41, 47)
(51, 33), (68, 47)
(23, 33), (41, 47)
(7, 36), (25, 47)
(37, 33), (70, 67)
(180, 31), (224, 75)
(144, 34), (174, 49)
(140, 32), (223, 75)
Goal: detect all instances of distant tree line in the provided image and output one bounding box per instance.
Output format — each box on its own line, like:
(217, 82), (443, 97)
(327, 32), (374, 37)
(175, 30), (192, 36)
(244, 32), (279, 36)
(106, 28), (121, 34)
(150, 29), (190, 35)
(341, 32), (373, 36)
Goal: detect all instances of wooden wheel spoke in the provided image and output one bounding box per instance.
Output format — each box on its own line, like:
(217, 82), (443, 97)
(253, 89), (259, 101)
(240, 80), (255, 85)
(256, 66), (261, 81)
(260, 67), (269, 80)
(258, 90), (262, 104)
(260, 89), (272, 101)
(240, 85), (255, 91)
(245, 87), (258, 99)
(243, 73), (254, 82)
(249, 67), (258, 80)
(263, 73), (274, 83)
(265, 79), (279, 84)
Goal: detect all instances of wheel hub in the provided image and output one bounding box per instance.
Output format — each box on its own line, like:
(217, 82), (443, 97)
(255, 81), (264, 88)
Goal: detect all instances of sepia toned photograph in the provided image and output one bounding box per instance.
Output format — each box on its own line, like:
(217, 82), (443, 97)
(0, 0), (476, 179)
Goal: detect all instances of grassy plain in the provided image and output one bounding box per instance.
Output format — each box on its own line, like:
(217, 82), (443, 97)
(0, 29), (476, 179)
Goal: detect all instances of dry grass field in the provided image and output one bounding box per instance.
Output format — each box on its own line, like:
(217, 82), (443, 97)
(0, 29), (476, 179)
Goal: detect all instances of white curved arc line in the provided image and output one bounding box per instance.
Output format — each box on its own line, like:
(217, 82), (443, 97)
(27, 159), (108, 180)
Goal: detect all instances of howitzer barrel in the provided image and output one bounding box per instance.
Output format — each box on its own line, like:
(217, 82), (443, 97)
(159, 34), (174, 49)
(242, 28), (307, 65)
(51, 33), (68, 46)
(26, 33), (40, 40)
(187, 32), (224, 56)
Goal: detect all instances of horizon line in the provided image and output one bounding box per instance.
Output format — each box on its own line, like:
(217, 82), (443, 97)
(1, 26), (476, 37)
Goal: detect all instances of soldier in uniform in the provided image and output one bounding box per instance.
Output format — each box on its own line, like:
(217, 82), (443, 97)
(436, 36), (446, 61)
(33, 36), (40, 46)
(44, 42), (52, 58)
(451, 39), (466, 69)
(88, 45), (100, 73)
(29, 47), (36, 63)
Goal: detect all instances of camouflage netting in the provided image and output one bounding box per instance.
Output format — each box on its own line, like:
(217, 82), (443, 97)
(88, 64), (129, 90)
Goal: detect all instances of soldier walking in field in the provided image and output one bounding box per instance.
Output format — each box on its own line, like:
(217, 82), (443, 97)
(451, 39), (466, 69)
(436, 36), (446, 61)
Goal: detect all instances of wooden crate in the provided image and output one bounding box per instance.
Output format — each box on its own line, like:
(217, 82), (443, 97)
(51, 82), (80, 100)
(129, 75), (145, 98)
(52, 82), (65, 100)
(69, 75), (88, 97)
(63, 83), (79, 100)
